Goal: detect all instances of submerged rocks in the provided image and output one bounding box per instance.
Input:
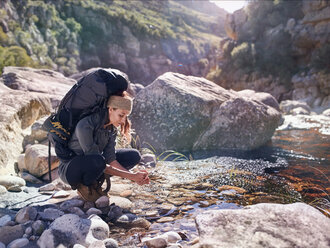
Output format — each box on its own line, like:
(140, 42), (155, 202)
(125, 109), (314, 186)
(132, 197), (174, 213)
(195, 202), (330, 248)
(131, 72), (281, 152)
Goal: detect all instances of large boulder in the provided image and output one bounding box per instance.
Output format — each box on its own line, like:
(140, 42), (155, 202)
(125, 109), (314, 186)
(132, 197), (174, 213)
(130, 72), (281, 152)
(0, 83), (51, 175)
(2, 67), (75, 109)
(195, 202), (330, 248)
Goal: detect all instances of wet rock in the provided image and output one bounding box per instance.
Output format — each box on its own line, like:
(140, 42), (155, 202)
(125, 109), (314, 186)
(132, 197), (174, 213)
(7, 237), (29, 248)
(143, 236), (168, 248)
(0, 224), (25, 245)
(59, 199), (84, 211)
(162, 231), (182, 243)
(322, 108), (330, 116)
(103, 238), (118, 248)
(15, 206), (37, 224)
(38, 208), (64, 221)
(109, 196), (133, 209)
(0, 215), (12, 227)
(195, 202), (330, 248)
(145, 210), (159, 217)
(120, 190), (133, 197)
(86, 208), (102, 216)
(0, 176), (25, 190)
(156, 217), (175, 223)
(218, 185), (247, 194)
(95, 196), (110, 208)
(109, 183), (132, 196)
(108, 204), (124, 222)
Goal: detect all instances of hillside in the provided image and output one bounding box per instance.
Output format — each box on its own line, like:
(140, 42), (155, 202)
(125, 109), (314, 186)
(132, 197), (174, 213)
(0, 0), (226, 84)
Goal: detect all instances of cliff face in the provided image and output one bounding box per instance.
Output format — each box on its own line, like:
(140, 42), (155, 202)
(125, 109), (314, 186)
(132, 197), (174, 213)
(210, 0), (330, 111)
(0, 0), (226, 85)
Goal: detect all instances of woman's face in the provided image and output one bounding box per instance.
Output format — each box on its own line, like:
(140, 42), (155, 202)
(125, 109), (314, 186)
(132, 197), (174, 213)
(109, 108), (130, 127)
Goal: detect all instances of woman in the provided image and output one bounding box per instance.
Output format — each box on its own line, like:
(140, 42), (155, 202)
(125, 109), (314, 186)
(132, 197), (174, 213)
(58, 92), (150, 202)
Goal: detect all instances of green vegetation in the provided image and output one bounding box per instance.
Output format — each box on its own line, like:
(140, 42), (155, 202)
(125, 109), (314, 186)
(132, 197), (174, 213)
(0, 46), (35, 73)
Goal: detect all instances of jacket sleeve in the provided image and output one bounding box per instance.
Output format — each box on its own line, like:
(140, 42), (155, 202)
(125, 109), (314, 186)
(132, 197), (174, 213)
(75, 115), (100, 155)
(103, 130), (117, 164)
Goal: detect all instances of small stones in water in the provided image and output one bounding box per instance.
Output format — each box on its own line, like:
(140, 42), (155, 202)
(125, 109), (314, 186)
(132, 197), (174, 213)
(180, 205), (194, 212)
(145, 210), (159, 217)
(67, 207), (85, 217)
(218, 185), (247, 194)
(143, 236), (168, 248)
(32, 220), (45, 236)
(156, 217), (175, 223)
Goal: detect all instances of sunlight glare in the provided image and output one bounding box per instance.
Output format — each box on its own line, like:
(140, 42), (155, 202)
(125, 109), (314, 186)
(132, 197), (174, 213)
(210, 0), (247, 13)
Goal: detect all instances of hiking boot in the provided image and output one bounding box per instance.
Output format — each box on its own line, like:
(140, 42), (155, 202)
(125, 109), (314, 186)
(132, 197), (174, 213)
(76, 183), (107, 202)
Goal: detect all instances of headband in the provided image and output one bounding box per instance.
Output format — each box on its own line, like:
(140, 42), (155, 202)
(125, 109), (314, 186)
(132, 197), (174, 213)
(107, 95), (133, 114)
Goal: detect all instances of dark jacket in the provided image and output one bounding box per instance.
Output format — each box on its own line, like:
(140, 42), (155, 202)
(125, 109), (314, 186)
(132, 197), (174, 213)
(58, 110), (117, 183)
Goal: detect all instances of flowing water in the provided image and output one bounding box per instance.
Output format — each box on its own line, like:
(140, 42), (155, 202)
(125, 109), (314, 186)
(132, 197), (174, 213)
(116, 114), (330, 246)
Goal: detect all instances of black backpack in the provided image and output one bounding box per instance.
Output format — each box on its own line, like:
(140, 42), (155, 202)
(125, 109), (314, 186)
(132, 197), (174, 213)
(42, 69), (128, 180)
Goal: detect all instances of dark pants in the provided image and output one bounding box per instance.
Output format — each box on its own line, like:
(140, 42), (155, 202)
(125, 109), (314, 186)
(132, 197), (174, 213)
(65, 148), (141, 186)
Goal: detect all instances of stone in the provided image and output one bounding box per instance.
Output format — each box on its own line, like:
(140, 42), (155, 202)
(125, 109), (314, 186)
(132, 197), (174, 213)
(31, 220), (45, 236)
(322, 108), (330, 116)
(0, 215), (12, 227)
(103, 238), (119, 248)
(25, 227), (32, 235)
(0, 185), (7, 194)
(38, 208), (64, 221)
(291, 107), (310, 115)
(88, 240), (106, 248)
(86, 208), (102, 216)
(141, 154), (157, 166)
(95, 196), (110, 208)
(142, 236), (168, 248)
(195, 202), (330, 248)
(17, 154), (26, 172)
(236, 89), (280, 111)
(8, 185), (22, 192)
(156, 217), (175, 223)
(22, 116), (48, 148)
(109, 183), (132, 196)
(131, 72), (281, 152)
(218, 185), (247, 194)
(59, 199), (84, 211)
(68, 207), (85, 217)
(119, 190), (133, 197)
(0, 224), (25, 245)
(280, 100), (311, 115)
(0, 242), (5, 248)
(37, 214), (109, 248)
(162, 231), (182, 243)
(109, 196), (133, 209)
(42, 167), (60, 182)
(52, 190), (70, 198)
(7, 238), (29, 248)
(20, 172), (43, 184)
(0, 176), (25, 190)
(73, 245), (85, 248)
(24, 144), (59, 178)
(15, 206), (37, 224)
(39, 183), (56, 192)
(83, 201), (95, 212)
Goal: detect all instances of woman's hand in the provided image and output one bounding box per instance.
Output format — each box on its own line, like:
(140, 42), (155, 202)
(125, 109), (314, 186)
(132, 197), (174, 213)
(130, 170), (150, 185)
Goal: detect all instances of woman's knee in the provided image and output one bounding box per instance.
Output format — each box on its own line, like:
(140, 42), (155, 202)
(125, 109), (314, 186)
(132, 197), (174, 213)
(116, 148), (141, 167)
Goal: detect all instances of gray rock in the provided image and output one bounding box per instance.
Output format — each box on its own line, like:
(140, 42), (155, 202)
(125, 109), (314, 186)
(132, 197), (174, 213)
(20, 172), (43, 184)
(7, 238), (29, 248)
(142, 236), (168, 248)
(95, 196), (110, 208)
(291, 107), (310, 115)
(41, 167), (59, 182)
(322, 108), (330, 116)
(161, 231), (182, 243)
(25, 227), (32, 235)
(109, 196), (133, 209)
(88, 240), (106, 248)
(73, 244), (86, 248)
(131, 72), (281, 152)
(280, 100), (311, 115)
(195, 202), (330, 248)
(38, 208), (64, 221)
(0, 224), (25, 245)
(37, 214), (109, 248)
(0, 176), (25, 190)
(103, 238), (119, 248)
(86, 208), (102, 216)
(24, 144), (59, 178)
(0, 242), (5, 248)
(8, 185), (23, 192)
(15, 207), (37, 224)
(141, 154), (157, 167)
(59, 199), (84, 211)
(39, 183), (56, 192)
(236, 89), (280, 111)
(31, 220), (45, 236)
(0, 215), (12, 227)
(52, 190), (70, 198)
(68, 207), (85, 217)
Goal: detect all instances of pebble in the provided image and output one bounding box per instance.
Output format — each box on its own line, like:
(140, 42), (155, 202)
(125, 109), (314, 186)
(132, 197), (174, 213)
(0, 176), (25, 189)
(39, 208), (64, 221)
(25, 227), (32, 235)
(95, 196), (110, 208)
(68, 207), (85, 217)
(162, 231), (182, 243)
(0, 215), (12, 227)
(83, 201), (95, 211)
(120, 190), (133, 197)
(86, 208), (102, 216)
(8, 186), (22, 192)
(0, 242), (5, 248)
(156, 217), (175, 223)
(15, 207), (37, 224)
(143, 236), (168, 248)
(32, 220), (45, 236)
(39, 183), (55, 192)
(103, 238), (119, 248)
(7, 238), (29, 248)
(52, 190), (70, 198)
(188, 237), (199, 245)
(73, 244), (86, 248)
(145, 210), (159, 217)
(59, 199), (84, 211)
(0, 185), (7, 194)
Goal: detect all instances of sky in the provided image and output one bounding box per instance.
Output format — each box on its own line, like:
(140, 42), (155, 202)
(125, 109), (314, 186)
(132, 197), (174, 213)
(210, 0), (247, 13)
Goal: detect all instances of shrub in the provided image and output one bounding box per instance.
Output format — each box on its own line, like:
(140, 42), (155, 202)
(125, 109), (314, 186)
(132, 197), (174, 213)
(230, 42), (255, 71)
(0, 46), (34, 74)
